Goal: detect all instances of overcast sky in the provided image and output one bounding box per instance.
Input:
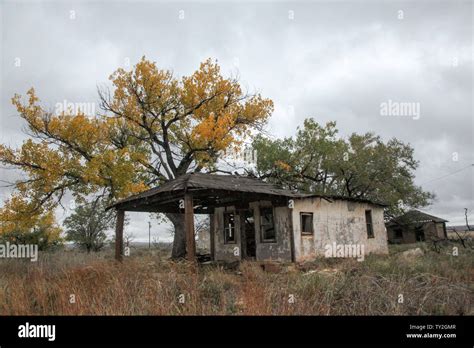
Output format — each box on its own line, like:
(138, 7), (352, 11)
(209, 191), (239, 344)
(1, 0), (472, 242)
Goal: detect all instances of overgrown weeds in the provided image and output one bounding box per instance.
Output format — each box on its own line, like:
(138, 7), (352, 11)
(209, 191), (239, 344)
(0, 244), (471, 315)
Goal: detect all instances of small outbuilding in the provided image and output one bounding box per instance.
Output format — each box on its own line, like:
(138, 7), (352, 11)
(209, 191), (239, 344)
(109, 173), (389, 262)
(386, 210), (448, 244)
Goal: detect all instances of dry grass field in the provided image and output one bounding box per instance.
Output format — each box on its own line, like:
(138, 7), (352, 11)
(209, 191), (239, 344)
(0, 242), (472, 315)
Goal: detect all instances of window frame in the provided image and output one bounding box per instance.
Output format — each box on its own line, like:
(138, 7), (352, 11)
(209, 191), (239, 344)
(260, 207), (276, 243)
(300, 212), (314, 236)
(223, 211), (236, 244)
(365, 209), (374, 239)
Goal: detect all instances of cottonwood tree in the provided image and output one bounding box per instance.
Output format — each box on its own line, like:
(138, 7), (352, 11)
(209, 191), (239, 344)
(0, 204), (62, 250)
(64, 198), (113, 252)
(0, 57), (273, 258)
(252, 118), (434, 218)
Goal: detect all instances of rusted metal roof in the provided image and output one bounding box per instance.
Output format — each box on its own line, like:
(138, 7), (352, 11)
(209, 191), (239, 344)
(109, 173), (386, 211)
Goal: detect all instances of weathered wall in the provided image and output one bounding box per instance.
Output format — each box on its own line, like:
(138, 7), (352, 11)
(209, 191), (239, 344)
(386, 227), (398, 243)
(403, 229), (418, 243)
(291, 198), (388, 262)
(249, 201), (293, 262)
(417, 222), (438, 241)
(196, 217), (211, 253)
(387, 221), (447, 244)
(212, 198), (388, 263)
(428, 222), (447, 239)
(212, 206), (242, 262)
(212, 202), (293, 262)
(387, 226), (416, 244)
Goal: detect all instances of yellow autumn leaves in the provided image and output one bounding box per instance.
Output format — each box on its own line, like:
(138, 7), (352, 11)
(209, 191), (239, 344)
(0, 57), (273, 240)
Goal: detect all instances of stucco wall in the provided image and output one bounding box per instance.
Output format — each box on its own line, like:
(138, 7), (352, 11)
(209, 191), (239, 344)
(213, 206), (242, 262)
(212, 198), (388, 263)
(249, 201), (293, 262)
(428, 222), (446, 239)
(212, 202), (293, 262)
(291, 198), (388, 262)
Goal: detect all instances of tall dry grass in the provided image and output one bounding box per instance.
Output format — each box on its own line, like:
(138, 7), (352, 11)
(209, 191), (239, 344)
(0, 244), (472, 315)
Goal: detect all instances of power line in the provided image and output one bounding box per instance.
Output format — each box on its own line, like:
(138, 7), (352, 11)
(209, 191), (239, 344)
(421, 164), (474, 185)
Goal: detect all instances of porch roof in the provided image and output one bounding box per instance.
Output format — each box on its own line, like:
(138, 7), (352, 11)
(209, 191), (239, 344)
(108, 172), (386, 213)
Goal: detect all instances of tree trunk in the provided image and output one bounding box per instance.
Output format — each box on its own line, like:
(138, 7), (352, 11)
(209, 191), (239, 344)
(167, 212), (186, 259)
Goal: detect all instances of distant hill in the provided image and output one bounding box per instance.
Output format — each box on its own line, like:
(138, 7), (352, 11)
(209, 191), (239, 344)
(446, 225), (474, 232)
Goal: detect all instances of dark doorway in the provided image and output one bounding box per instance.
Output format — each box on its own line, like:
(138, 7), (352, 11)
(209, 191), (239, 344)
(415, 225), (425, 242)
(243, 209), (256, 258)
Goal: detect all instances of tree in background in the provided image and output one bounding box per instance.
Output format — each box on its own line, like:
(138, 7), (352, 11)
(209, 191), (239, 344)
(252, 118), (434, 218)
(63, 198), (114, 252)
(0, 197), (62, 249)
(0, 57), (273, 258)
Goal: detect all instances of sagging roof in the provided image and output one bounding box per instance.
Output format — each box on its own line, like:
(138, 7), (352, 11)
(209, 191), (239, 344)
(109, 173), (386, 213)
(388, 210), (448, 225)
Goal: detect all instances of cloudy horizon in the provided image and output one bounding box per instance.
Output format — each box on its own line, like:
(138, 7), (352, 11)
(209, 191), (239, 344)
(1, 0), (472, 242)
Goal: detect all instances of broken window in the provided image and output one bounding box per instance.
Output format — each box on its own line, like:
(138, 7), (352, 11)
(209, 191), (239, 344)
(260, 207), (276, 242)
(365, 210), (374, 238)
(300, 212), (314, 236)
(224, 212), (235, 244)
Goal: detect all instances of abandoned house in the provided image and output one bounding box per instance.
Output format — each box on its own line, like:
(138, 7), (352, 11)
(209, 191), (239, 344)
(386, 210), (448, 244)
(109, 173), (389, 262)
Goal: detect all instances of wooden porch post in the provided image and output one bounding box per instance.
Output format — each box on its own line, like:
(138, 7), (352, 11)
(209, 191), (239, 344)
(209, 213), (215, 261)
(115, 210), (125, 262)
(184, 193), (196, 262)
